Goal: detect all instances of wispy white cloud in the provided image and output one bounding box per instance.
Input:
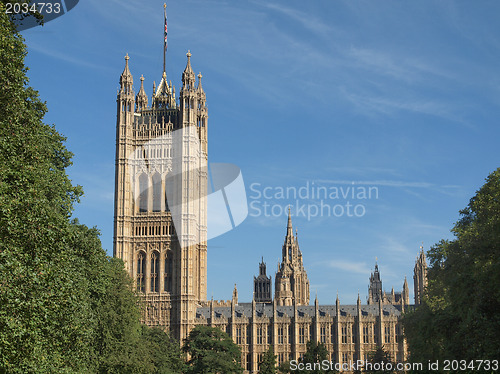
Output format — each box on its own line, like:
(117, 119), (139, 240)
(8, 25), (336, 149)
(261, 2), (333, 36)
(347, 46), (454, 83)
(316, 179), (433, 188)
(325, 259), (371, 275)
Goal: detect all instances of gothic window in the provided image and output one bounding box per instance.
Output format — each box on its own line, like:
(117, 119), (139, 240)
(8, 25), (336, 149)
(138, 173), (149, 212)
(151, 251), (159, 292)
(395, 324), (401, 343)
(236, 327), (242, 345)
(278, 326), (284, 344)
(320, 326), (326, 343)
(299, 326), (305, 344)
(268, 325), (272, 344)
(246, 353), (251, 371)
(257, 327), (263, 345)
(288, 324), (292, 344)
(363, 326), (369, 344)
(137, 251), (146, 292)
(288, 247), (292, 261)
(152, 173), (162, 212)
(342, 353), (347, 363)
(341, 325), (348, 344)
(374, 325), (379, 344)
(331, 324), (335, 344)
(164, 251), (173, 292)
(384, 326), (391, 343)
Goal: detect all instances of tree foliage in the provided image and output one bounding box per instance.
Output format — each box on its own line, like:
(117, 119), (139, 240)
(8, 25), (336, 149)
(258, 346), (277, 374)
(295, 340), (336, 374)
(0, 7), (183, 373)
(364, 346), (394, 374)
(183, 325), (243, 374)
(403, 168), (500, 367)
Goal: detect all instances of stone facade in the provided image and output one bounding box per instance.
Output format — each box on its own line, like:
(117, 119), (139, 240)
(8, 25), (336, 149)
(113, 52), (207, 342)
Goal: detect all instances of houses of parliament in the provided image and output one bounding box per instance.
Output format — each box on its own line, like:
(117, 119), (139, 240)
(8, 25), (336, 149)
(113, 29), (428, 373)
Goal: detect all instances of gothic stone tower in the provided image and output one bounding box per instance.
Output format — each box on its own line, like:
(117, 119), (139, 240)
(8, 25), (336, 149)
(113, 51), (208, 342)
(254, 258), (272, 303)
(367, 262), (383, 304)
(274, 210), (310, 306)
(413, 246), (428, 306)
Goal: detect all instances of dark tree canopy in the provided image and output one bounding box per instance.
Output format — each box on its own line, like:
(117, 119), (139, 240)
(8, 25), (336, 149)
(183, 325), (243, 374)
(364, 346), (394, 374)
(258, 346), (277, 374)
(403, 168), (500, 369)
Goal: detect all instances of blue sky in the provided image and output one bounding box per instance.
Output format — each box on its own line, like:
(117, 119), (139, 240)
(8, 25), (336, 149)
(22, 0), (500, 305)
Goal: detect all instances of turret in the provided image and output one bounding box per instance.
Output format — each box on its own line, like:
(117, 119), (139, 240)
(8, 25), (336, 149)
(136, 75), (148, 112)
(182, 50), (196, 90)
(403, 276), (410, 305)
(118, 54), (135, 118)
(414, 245), (428, 306)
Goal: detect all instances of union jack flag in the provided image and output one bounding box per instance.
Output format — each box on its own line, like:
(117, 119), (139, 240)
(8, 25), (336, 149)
(164, 14), (168, 50)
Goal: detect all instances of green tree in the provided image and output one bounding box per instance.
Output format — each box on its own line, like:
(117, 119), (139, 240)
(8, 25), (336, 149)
(296, 340), (336, 374)
(183, 325), (243, 374)
(141, 325), (186, 374)
(258, 346), (277, 374)
(0, 3), (91, 370)
(403, 168), (500, 368)
(364, 346), (394, 374)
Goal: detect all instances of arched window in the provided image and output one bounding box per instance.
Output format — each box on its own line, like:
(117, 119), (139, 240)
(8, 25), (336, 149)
(164, 251), (173, 292)
(151, 252), (159, 292)
(137, 252), (146, 292)
(152, 173), (162, 212)
(138, 173), (149, 212)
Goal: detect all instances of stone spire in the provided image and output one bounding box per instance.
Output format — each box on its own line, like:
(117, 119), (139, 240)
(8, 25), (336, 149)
(119, 54), (133, 94)
(232, 284), (238, 305)
(182, 50), (196, 89)
(414, 245), (428, 306)
(275, 213), (310, 306)
(197, 72), (204, 93)
(136, 75), (148, 111)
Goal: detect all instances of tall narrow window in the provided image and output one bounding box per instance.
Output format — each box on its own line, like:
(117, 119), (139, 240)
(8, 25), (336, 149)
(385, 326), (391, 343)
(236, 327), (242, 345)
(164, 251), (173, 292)
(342, 325), (348, 344)
(320, 326), (326, 343)
(257, 327), (263, 344)
(138, 173), (149, 212)
(299, 326), (305, 344)
(137, 252), (146, 292)
(151, 252), (159, 292)
(152, 173), (162, 212)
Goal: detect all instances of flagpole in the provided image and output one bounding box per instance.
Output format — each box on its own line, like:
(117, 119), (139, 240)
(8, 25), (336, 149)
(163, 3), (167, 74)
